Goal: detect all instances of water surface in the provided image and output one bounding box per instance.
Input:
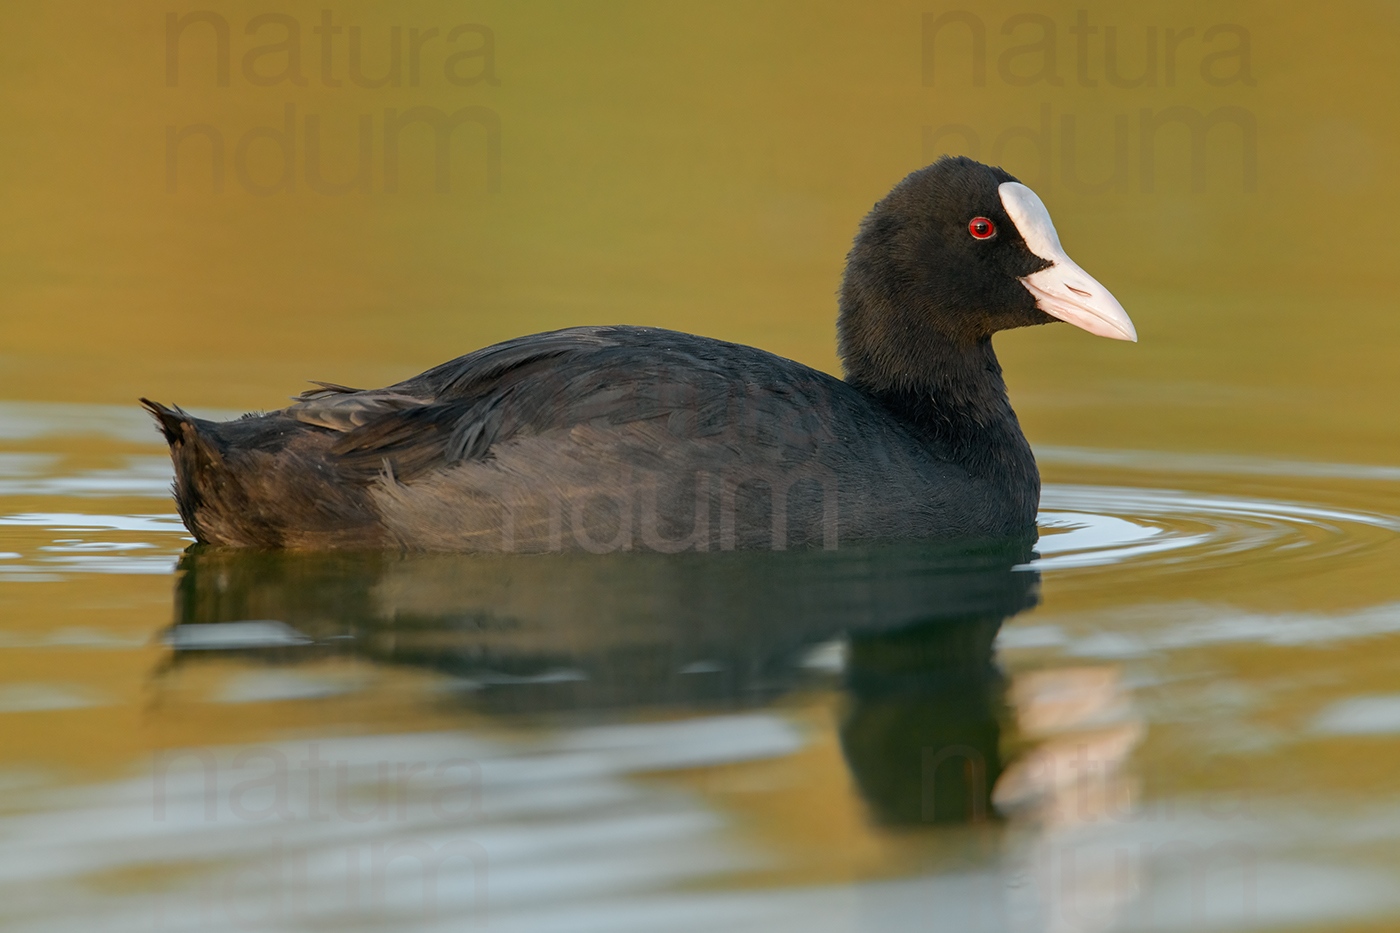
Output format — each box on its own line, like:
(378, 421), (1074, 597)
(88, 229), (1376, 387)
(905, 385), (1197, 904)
(3, 401), (1400, 931)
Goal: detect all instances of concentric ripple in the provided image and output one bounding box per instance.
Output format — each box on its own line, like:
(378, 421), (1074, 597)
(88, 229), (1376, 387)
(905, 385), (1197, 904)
(1034, 484), (1400, 572)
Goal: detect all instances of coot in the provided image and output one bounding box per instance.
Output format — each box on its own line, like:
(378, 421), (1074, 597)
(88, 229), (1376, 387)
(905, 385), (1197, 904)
(142, 156), (1134, 552)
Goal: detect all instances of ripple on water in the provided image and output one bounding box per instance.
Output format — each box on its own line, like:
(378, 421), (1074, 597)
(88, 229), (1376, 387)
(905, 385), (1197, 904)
(1034, 484), (1400, 573)
(0, 513), (187, 577)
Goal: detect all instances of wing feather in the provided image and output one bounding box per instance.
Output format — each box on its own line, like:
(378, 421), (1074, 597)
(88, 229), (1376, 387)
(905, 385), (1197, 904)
(285, 326), (843, 483)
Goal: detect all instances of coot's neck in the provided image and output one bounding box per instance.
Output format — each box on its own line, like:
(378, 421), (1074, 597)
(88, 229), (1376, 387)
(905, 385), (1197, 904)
(843, 337), (1040, 523)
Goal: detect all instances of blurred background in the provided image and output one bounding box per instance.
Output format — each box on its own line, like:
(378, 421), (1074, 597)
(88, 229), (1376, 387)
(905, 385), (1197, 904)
(3, 3), (1400, 931)
(3, 0), (1396, 461)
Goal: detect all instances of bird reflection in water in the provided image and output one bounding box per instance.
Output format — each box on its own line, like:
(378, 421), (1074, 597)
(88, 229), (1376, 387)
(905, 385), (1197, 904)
(157, 540), (1150, 928)
(162, 539), (1039, 827)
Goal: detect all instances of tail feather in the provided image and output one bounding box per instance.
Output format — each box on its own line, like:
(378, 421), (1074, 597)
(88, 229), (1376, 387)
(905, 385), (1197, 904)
(140, 398), (384, 548)
(140, 398), (230, 544)
(140, 398), (195, 445)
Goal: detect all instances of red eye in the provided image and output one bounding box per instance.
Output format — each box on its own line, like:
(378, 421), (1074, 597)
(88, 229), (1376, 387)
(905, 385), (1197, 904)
(968, 217), (996, 240)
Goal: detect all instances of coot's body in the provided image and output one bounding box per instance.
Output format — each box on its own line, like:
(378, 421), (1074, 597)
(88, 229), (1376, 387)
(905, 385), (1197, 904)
(143, 157), (1134, 552)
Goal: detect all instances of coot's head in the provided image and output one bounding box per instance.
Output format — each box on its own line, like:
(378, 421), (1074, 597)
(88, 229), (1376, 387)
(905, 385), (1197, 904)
(839, 156), (1134, 393)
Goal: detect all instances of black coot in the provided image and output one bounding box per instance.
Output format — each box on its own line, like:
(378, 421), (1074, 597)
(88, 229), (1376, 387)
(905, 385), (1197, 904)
(142, 156), (1135, 551)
